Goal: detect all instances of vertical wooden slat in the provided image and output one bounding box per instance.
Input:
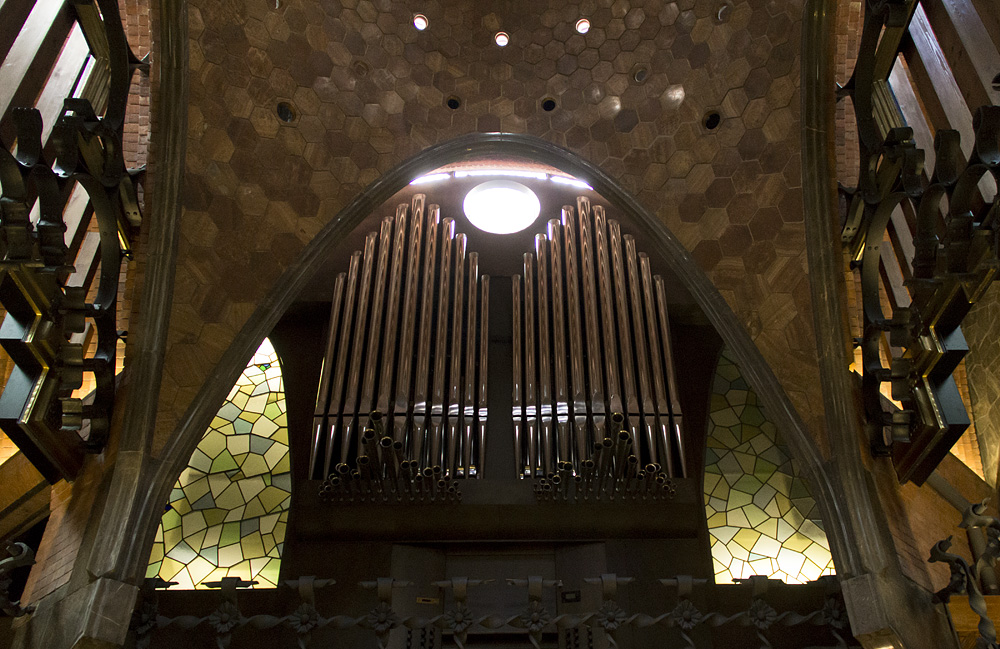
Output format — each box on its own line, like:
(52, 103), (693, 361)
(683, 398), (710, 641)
(920, 0), (999, 111)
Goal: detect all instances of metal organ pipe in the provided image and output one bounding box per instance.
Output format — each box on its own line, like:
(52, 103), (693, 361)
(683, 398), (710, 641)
(512, 275), (523, 477)
(561, 206), (589, 465)
(312, 194), (490, 496)
(510, 197), (685, 496)
(624, 235), (657, 466)
(311, 272), (345, 478)
(393, 196), (425, 442)
(332, 252), (362, 471)
(523, 253), (538, 478)
(376, 205), (409, 420)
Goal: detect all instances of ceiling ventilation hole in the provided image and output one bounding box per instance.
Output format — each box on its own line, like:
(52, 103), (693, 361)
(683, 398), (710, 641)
(463, 180), (540, 234)
(494, 31), (509, 47)
(715, 3), (733, 23)
(703, 111), (721, 131)
(413, 13), (428, 30)
(633, 66), (649, 84)
(447, 96), (461, 109)
(541, 98), (557, 111)
(576, 18), (591, 34)
(276, 102), (296, 123)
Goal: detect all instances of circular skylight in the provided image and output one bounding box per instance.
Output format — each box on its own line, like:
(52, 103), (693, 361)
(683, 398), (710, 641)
(463, 180), (540, 234)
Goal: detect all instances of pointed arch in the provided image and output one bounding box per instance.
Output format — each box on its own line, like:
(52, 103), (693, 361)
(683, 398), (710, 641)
(136, 133), (853, 585)
(146, 339), (290, 588)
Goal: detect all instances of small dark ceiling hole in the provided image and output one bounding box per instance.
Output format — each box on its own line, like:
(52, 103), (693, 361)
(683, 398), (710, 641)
(541, 98), (557, 111)
(633, 67), (649, 83)
(703, 111), (721, 130)
(447, 96), (461, 109)
(276, 102), (296, 123)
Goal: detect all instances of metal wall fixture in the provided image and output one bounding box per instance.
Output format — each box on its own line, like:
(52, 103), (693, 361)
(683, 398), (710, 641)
(131, 574), (854, 649)
(839, 0), (1000, 483)
(512, 197), (686, 485)
(0, 0), (144, 481)
(310, 195), (490, 492)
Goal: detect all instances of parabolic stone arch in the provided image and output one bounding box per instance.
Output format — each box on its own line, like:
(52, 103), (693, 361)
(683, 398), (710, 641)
(139, 133), (851, 586)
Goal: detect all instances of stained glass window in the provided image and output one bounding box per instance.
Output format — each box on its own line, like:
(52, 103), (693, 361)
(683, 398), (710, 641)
(146, 338), (290, 589)
(704, 350), (836, 584)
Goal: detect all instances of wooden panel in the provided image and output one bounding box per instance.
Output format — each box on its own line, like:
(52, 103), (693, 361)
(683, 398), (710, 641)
(967, 0), (1000, 53)
(0, 0), (73, 143)
(63, 182), (93, 254)
(0, 0), (37, 64)
(905, 4), (975, 155)
(921, 0), (1000, 111)
(35, 23), (89, 145)
(66, 230), (100, 290)
(889, 55), (937, 170)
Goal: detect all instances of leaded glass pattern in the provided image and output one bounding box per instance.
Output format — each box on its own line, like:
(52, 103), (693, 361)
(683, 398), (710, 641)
(704, 350), (836, 584)
(146, 339), (290, 589)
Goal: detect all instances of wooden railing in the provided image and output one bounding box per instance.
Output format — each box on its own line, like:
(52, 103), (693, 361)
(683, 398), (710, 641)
(0, 0), (145, 482)
(840, 0), (998, 484)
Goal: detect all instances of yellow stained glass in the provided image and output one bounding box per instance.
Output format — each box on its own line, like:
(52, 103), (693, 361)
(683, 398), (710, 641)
(147, 338), (290, 589)
(704, 350), (836, 585)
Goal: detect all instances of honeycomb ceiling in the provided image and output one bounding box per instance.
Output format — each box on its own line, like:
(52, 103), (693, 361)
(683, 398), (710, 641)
(160, 0), (822, 453)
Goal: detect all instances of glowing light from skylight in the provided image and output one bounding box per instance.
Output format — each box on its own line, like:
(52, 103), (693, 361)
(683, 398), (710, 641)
(463, 180), (540, 234)
(550, 175), (593, 190)
(410, 172), (450, 185)
(413, 14), (428, 30)
(495, 32), (509, 47)
(576, 19), (591, 34)
(455, 169), (547, 180)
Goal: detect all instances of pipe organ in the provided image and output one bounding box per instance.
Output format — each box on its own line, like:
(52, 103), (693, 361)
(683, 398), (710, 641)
(513, 198), (685, 496)
(310, 195), (490, 500)
(311, 192), (684, 502)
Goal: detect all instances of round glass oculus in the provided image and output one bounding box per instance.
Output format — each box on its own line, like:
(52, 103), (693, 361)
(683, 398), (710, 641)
(463, 180), (541, 234)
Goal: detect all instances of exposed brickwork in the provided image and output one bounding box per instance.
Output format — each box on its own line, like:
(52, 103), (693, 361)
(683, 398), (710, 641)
(152, 0), (826, 458)
(19, 465), (103, 604)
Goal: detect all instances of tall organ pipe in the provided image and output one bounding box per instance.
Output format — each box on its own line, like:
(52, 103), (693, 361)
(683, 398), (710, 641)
(577, 199), (606, 443)
(561, 207), (589, 463)
(412, 207), (440, 464)
(523, 253), (538, 478)
(624, 235), (657, 465)
(640, 255), (673, 471)
(430, 219), (457, 471)
(342, 232), (379, 463)
(331, 252), (362, 472)
(535, 235), (554, 474)
(477, 275), (490, 478)
(593, 206), (622, 415)
(376, 205), (409, 418)
(361, 217), (394, 413)
(463, 254), (479, 477)
(655, 275), (686, 477)
(446, 233), (467, 475)
(311, 272), (345, 478)
(393, 196), (426, 442)
(512, 275), (523, 477)
(547, 220), (571, 466)
(608, 221), (638, 425)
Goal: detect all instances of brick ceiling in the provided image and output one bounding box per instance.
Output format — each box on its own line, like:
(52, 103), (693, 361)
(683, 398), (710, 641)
(158, 0), (823, 453)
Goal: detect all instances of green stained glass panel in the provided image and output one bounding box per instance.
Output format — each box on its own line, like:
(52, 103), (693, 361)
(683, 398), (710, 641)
(704, 350), (836, 585)
(147, 339), (290, 589)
